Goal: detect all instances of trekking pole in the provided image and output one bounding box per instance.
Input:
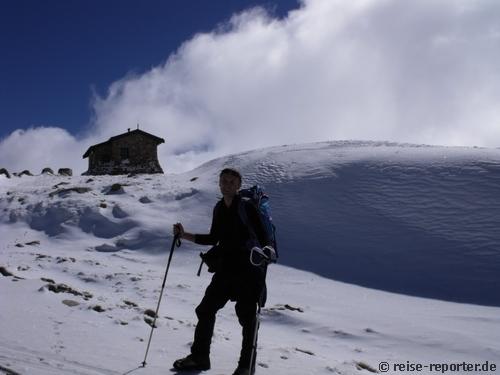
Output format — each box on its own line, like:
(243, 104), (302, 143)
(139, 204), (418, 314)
(248, 246), (276, 374)
(141, 234), (182, 367)
(249, 266), (267, 375)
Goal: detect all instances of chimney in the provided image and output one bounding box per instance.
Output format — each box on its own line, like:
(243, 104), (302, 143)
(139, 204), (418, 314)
(128, 128), (130, 132)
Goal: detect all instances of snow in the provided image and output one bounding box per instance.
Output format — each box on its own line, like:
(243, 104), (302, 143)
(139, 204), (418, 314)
(1, 140), (499, 375)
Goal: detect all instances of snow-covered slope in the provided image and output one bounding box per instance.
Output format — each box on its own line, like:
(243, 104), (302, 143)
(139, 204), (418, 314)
(1, 141), (499, 375)
(189, 140), (500, 305)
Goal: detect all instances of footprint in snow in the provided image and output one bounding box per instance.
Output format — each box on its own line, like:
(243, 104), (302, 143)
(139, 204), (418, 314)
(112, 204), (129, 218)
(326, 366), (343, 374)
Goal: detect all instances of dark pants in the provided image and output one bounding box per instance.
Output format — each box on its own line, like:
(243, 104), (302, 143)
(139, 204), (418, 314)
(190, 273), (260, 368)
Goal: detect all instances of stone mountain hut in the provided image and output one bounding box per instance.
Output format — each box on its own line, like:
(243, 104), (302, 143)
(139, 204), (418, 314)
(82, 129), (165, 175)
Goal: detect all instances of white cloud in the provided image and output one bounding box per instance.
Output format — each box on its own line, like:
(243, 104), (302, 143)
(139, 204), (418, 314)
(0, 127), (85, 174)
(2, 0), (500, 174)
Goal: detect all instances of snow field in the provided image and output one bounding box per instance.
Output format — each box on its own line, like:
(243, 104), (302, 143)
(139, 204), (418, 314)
(1, 141), (499, 374)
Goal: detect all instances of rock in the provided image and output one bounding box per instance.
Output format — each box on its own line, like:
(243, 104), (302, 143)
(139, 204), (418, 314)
(0, 363), (22, 375)
(0, 168), (10, 178)
(41, 168), (54, 175)
(139, 196), (152, 204)
(71, 187), (90, 194)
(49, 187), (91, 197)
(58, 168), (73, 176)
(284, 304), (304, 313)
(144, 316), (157, 328)
(91, 305), (106, 313)
(53, 182), (70, 189)
(144, 309), (157, 319)
(190, 176), (198, 181)
(123, 300), (138, 308)
(295, 348), (315, 356)
(105, 183), (126, 195)
(267, 304), (304, 313)
(19, 170), (33, 176)
(356, 362), (377, 373)
(0, 266), (14, 277)
(44, 282), (93, 299)
(0, 266), (23, 280)
(62, 300), (80, 307)
(56, 257), (76, 264)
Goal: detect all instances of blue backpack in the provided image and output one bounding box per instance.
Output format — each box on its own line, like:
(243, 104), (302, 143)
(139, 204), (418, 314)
(239, 185), (278, 258)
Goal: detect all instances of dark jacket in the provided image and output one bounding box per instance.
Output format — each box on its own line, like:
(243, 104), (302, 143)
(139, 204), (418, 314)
(194, 195), (269, 275)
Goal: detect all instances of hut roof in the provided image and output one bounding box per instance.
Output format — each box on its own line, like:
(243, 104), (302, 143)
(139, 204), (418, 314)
(83, 129), (165, 158)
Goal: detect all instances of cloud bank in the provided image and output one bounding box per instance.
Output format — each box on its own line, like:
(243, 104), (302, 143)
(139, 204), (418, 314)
(2, 0), (500, 174)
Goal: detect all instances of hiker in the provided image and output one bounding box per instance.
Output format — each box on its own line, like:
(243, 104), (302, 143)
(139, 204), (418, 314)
(172, 168), (272, 375)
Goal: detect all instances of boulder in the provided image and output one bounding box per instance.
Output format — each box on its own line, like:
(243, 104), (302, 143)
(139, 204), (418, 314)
(41, 167), (54, 175)
(0, 168), (10, 178)
(19, 170), (33, 176)
(58, 168), (73, 176)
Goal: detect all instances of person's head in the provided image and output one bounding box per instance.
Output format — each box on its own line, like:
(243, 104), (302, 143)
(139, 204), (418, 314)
(219, 168), (242, 198)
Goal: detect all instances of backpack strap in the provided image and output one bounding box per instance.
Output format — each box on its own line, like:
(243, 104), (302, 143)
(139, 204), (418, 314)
(238, 197), (261, 250)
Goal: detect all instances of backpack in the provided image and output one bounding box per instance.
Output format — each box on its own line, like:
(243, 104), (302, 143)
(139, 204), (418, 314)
(238, 185), (278, 258)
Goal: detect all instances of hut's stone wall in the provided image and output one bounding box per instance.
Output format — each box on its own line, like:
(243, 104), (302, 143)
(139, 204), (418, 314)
(83, 130), (164, 175)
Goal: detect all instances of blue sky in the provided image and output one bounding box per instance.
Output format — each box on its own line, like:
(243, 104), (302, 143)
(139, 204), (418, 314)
(1, 0), (500, 174)
(0, 0), (299, 140)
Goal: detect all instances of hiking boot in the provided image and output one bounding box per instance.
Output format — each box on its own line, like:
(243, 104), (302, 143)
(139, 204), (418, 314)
(173, 354), (210, 371)
(232, 366), (251, 375)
